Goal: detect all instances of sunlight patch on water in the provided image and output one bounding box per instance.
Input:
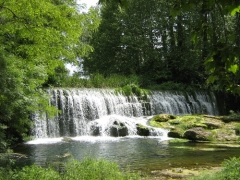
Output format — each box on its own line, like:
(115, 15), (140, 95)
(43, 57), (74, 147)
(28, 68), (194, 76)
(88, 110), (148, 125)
(26, 138), (63, 144)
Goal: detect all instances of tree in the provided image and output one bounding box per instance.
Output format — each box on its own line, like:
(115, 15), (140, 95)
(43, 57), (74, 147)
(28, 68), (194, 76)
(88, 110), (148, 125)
(98, 0), (240, 95)
(89, 0), (205, 87)
(83, 1), (122, 76)
(0, 0), (86, 145)
(171, 0), (240, 95)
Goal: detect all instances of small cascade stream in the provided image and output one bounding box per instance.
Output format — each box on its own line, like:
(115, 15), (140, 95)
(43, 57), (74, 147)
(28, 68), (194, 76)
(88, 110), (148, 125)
(31, 89), (219, 140)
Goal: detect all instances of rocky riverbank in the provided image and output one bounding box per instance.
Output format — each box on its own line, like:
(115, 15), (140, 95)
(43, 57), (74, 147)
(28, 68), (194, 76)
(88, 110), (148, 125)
(149, 112), (240, 142)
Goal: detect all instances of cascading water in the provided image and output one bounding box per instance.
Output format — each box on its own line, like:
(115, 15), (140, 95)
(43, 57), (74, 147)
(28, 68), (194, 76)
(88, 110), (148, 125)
(31, 88), (219, 140)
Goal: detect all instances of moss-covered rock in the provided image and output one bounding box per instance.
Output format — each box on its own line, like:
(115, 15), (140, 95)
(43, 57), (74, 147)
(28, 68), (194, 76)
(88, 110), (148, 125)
(168, 131), (182, 138)
(62, 137), (74, 142)
(136, 124), (150, 136)
(152, 114), (176, 122)
(149, 113), (240, 142)
(110, 121), (128, 137)
(184, 127), (213, 141)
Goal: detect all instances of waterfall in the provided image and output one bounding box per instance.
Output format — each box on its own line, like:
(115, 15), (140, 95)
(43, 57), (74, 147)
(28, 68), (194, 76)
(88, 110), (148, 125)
(32, 88), (219, 139)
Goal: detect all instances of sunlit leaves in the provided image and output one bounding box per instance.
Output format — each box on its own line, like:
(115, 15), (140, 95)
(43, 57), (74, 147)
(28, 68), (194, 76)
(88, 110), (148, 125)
(0, 0), (91, 144)
(228, 64), (239, 74)
(207, 75), (218, 84)
(231, 6), (240, 16)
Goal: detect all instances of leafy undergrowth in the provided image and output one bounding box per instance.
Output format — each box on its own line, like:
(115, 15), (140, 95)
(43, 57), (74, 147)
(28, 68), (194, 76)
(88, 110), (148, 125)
(187, 157), (240, 180)
(0, 158), (140, 180)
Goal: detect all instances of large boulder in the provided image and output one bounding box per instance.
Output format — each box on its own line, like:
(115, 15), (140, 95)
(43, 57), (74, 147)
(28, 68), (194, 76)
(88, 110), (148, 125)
(168, 131), (182, 138)
(110, 121), (128, 137)
(136, 124), (150, 136)
(89, 122), (100, 136)
(202, 121), (223, 129)
(184, 127), (212, 141)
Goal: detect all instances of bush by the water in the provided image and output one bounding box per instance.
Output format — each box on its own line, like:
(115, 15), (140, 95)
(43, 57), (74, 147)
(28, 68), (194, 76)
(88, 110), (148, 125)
(188, 157), (240, 180)
(0, 158), (140, 180)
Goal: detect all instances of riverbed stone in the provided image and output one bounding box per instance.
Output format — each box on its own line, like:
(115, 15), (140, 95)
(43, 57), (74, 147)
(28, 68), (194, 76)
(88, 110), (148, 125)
(203, 121), (223, 129)
(136, 124), (150, 136)
(184, 127), (212, 141)
(168, 131), (182, 138)
(152, 114), (176, 122)
(110, 121), (128, 137)
(89, 122), (101, 136)
(91, 126), (100, 136)
(62, 137), (74, 142)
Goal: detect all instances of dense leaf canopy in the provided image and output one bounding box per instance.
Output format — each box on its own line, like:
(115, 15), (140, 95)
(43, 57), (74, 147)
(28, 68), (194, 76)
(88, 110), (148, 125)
(0, 0), (94, 144)
(96, 0), (240, 94)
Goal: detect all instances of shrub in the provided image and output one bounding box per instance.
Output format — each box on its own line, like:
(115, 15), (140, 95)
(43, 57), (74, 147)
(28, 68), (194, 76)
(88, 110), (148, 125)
(0, 158), (140, 180)
(62, 158), (140, 180)
(187, 157), (240, 180)
(11, 165), (60, 180)
(222, 110), (240, 122)
(115, 84), (149, 100)
(220, 157), (240, 180)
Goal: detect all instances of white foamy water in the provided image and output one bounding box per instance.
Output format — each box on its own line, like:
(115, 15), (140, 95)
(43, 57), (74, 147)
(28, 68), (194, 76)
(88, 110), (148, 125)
(31, 89), (219, 140)
(27, 115), (171, 144)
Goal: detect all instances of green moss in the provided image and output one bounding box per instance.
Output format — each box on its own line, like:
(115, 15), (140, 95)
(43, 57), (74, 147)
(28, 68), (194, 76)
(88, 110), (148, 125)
(149, 120), (172, 129)
(150, 113), (240, 142)
(151, 114), (176, 123)
(168, 138), (190, 143)
(136, 123), (147, 129)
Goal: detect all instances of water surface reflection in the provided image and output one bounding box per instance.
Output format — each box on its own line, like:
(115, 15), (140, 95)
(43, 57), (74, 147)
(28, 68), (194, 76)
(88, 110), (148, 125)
(13, 137), (240, 173)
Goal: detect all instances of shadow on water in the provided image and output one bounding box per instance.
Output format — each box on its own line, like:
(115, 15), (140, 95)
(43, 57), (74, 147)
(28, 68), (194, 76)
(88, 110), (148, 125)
(12, 137), (240, 173)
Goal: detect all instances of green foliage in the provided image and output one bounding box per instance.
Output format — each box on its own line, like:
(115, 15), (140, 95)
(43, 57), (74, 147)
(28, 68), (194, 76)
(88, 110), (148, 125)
(222, 110), (240, 122)
(0, 124), (7, 153)
(188, 157), (240, 180)
(96, 0), (240, 95)
(220, 157), (240, 180)
(86, 0), (206, 88)
(172, 0), (240, 95)
(58, 73), (141, 88)
(147, 81), (203, 91)
(0, 158), (140, 180)
(11, 165), (60, 180)
(115, 84), (149, 99)
(62, 158), (140, 180)
(0, 0), (97, 144)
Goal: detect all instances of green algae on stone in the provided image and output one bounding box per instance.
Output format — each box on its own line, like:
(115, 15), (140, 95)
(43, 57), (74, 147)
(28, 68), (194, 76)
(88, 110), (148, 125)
(149, 114), (240, 142)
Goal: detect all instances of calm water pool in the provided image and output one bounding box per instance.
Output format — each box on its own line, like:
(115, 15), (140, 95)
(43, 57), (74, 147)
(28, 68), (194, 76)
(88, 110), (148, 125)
(12, 137), (240, 173)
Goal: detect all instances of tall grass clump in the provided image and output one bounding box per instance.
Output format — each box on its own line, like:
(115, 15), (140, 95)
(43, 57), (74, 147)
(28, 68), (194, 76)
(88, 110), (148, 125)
(0, 158), (140, 180)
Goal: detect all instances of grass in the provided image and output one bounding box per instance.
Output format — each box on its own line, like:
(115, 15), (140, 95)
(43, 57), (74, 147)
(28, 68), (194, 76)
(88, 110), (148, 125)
(0, 158), (140, 180)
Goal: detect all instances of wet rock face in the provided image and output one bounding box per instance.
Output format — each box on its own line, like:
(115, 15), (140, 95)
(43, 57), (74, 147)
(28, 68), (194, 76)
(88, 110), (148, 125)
(89, 122), (100, 136)
(90, 126), (100, 136)
(110, 121), (128, 137)
(168, 131), (181, 138)
(136, 124), (150, 136)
